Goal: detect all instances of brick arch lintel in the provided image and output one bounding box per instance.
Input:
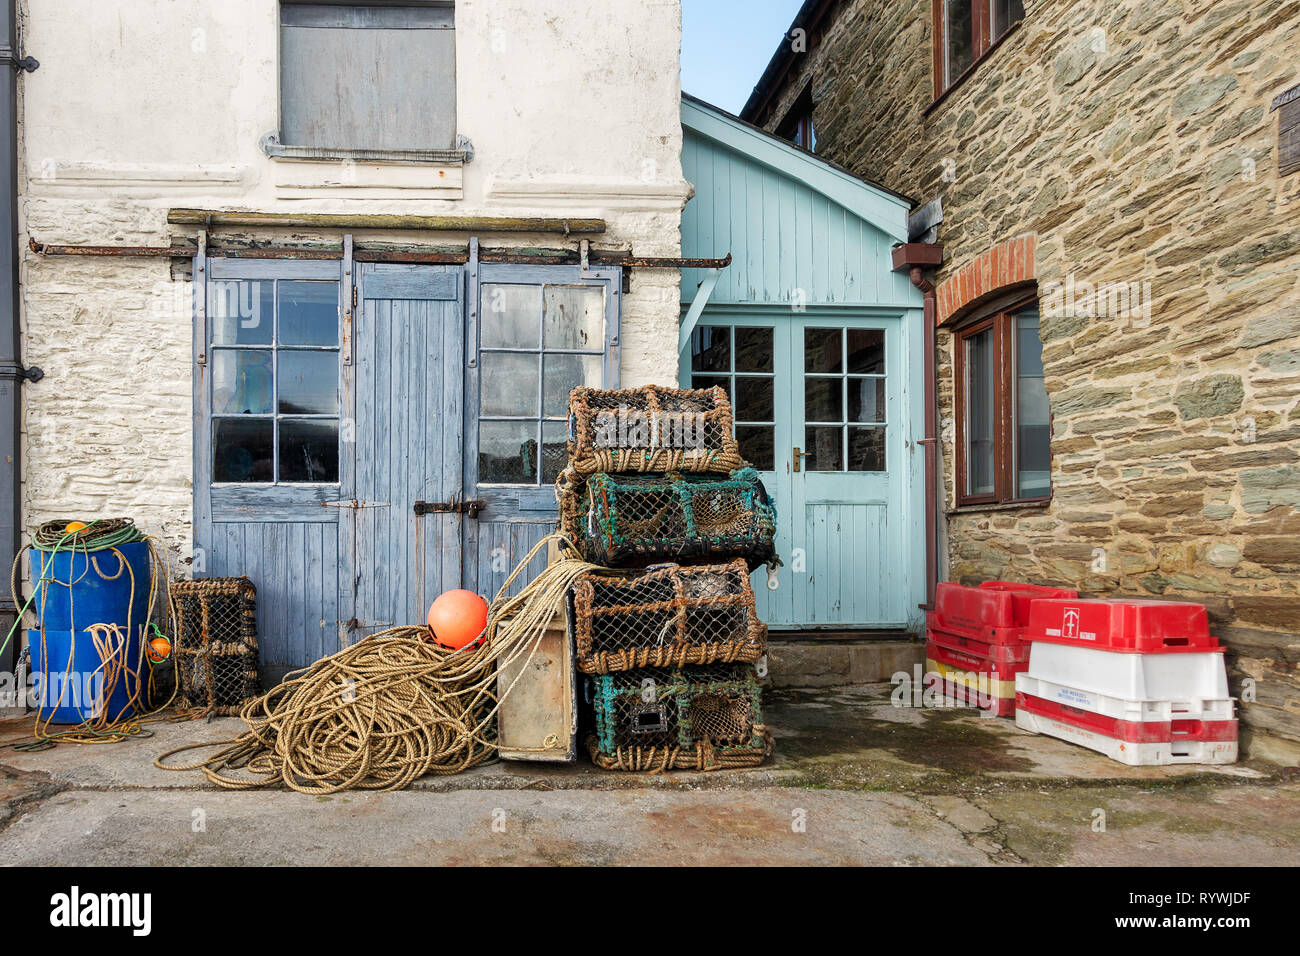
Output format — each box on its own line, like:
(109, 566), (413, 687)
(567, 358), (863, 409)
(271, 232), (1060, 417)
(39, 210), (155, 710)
(935, 234), (1037, 327)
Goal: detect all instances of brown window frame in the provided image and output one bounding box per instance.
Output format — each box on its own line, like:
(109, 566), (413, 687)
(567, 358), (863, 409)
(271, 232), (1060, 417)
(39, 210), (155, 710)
(777, 85), (817, 153)
(952, 293), (1050, 509)
(931, 0), (1025, 102)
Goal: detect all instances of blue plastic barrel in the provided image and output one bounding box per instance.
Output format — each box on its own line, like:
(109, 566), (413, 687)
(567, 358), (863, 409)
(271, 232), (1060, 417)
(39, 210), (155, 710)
(29, 542), (152, 724)
(29, 626), (146, 724)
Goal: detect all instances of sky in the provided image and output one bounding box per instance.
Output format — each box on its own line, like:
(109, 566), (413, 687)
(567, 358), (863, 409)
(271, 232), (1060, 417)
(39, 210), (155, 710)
(681, 0), (806, 115)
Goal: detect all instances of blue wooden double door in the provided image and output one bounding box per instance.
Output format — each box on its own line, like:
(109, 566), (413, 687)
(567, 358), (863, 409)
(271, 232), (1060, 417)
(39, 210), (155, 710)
(681, 311), (923, 632)
(195, 256), (620, 677)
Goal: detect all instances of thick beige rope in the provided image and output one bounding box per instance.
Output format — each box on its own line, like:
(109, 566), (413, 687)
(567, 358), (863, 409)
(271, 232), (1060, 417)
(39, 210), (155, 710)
(155, 534), (603, 793)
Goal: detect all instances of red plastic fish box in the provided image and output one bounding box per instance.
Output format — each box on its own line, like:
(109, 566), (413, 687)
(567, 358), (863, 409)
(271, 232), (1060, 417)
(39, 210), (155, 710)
(926, 638), (1027, 716)
(1026, 599), (1220, 653)
(930, 580), (1078, 644)
(926, 625), (1032, 666)
(1015, 692), (1238, 744)
(937, 675), (1016, 717)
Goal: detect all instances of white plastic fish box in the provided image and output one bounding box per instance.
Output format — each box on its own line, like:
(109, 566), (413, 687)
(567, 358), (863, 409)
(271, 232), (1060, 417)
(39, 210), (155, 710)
(1024, 640), (1230, 702)
(1015, 673), (1235, 725)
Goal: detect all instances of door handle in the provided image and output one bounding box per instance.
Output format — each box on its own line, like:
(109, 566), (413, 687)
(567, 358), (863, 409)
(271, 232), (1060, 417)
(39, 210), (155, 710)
(793, 447), (809, 473)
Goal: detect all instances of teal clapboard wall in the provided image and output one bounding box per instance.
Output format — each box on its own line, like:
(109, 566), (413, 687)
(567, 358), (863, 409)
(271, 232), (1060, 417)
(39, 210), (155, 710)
(678, 95), (927, 633)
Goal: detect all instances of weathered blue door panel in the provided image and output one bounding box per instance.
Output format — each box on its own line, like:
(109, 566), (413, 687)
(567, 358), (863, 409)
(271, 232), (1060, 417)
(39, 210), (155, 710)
(354, 263), (465, 633)
(195, 258), (350, 680)
(462, 264), (621, 602)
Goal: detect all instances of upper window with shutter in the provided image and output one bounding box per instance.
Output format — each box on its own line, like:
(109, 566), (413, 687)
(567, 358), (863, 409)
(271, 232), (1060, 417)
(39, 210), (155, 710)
(274, 2), (458, 159)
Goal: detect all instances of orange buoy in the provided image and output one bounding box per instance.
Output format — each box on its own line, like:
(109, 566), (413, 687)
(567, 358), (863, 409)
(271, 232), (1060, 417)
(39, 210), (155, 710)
(64, 521), (89, 534)
(147, 635), (171, 663)
(427, 589), (489, 651)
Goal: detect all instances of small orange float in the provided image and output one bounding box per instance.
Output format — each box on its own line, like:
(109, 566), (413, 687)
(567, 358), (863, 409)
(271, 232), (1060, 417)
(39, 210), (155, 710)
(147, 635), (172, 663)
(427, 590), (489, 651)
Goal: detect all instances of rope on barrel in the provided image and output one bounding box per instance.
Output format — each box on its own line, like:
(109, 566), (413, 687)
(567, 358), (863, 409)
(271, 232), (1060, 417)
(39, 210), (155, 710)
(155, 533), (606, 793)
(5, 518), (189, 750)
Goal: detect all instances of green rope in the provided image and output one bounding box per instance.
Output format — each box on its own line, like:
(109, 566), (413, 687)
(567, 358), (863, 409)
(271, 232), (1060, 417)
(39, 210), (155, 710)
(1, 517), (144, 661)
(31, 517), (143, 553)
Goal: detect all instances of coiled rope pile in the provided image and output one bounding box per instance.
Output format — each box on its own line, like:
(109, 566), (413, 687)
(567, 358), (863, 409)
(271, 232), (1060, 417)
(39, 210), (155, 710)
(156, 533), (604, 793)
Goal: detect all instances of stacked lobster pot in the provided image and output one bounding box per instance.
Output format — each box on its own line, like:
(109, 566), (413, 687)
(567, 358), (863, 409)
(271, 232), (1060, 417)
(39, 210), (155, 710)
(558, 385), (778, 771)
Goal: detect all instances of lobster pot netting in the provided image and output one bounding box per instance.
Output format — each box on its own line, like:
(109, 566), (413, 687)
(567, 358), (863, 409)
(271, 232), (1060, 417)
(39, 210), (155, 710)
(570, 560), (766, 674)
(170, 577), (260, 715)
(566, 385), (744, 476)
(559, 468), (777, 570)
(585, 663), (772, 772)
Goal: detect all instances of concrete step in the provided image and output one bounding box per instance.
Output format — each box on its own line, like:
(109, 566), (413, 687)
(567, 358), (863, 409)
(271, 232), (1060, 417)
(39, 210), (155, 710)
(767, 638), (923, 688)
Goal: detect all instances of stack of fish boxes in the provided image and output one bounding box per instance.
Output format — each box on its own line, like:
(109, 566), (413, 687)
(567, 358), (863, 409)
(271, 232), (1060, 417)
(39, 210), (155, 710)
(1015, 599), (1237, 765)
(926, 581), (1077, 716)
(557, 385), (778, 772)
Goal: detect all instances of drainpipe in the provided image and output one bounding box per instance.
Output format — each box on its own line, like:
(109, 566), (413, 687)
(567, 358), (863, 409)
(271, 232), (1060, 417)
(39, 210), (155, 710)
(891, 242), (943, 610)
(0, 1), (38, 670)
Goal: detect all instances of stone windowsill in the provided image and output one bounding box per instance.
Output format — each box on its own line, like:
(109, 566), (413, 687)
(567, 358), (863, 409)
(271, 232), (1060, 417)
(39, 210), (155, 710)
(260, 133), (470, 166)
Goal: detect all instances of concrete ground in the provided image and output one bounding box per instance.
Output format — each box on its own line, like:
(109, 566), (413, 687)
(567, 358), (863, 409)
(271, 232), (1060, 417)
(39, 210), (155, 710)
(0, 683), (1296, 866)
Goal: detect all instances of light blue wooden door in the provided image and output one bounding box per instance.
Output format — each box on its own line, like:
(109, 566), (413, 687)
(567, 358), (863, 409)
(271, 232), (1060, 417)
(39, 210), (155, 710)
(683, 314), (913, 630)
(352, 264), (465, 636)
(785, 318), (908, 628)
(196, 258), (350, 681)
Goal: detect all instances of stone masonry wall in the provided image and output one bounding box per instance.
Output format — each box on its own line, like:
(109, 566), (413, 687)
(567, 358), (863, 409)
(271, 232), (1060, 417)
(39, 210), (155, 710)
(757, 0), (1300, 753)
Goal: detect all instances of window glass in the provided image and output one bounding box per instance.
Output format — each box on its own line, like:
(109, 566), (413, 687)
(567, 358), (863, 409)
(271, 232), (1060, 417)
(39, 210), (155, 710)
(734, 376), (774, 423)
(804, 328), (842, 374)
(848, 378), (886, 424)
(213, 350), (274, 416)
(734, 327), (774, 373)
(804, 426), (843, 472)
(964, 326), (996, 496)
(209, 277), (340, 484)
(1015, 309), (1051, 499)
(279, 281), (339, 347)
(479, 420), (538, 484)
(481, 353), (540, 418)
(735, 425), (775, 471)
(805, 377), (843, 423)
(991, 0), (1025, 39)
(278, 351), (339, 416)
(279, 419), (339, 483)
(543, 354), (601, 417)
(214, 418), (273, 483)
(691, 325), (778, 472)
(847, 329), (885, 374)
(690, 326), (730, 373)
(946, 0), (975, 83)
(478, 280), (607, 485)
(210, 280), (273, 346)
(848, 427), (886, 472)
(481, 285), (542, 349)
(543, 286), (604, 350)
(802, 327), (887, 473)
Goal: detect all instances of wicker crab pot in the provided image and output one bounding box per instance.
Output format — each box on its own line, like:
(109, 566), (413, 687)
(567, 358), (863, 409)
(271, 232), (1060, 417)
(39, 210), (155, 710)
(559, 467), (777, 569)
(569, 559), (767, 674)
(566, 384), (744, 477)
(169, 577), (261, 715)
(584, 662), (772, 772)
